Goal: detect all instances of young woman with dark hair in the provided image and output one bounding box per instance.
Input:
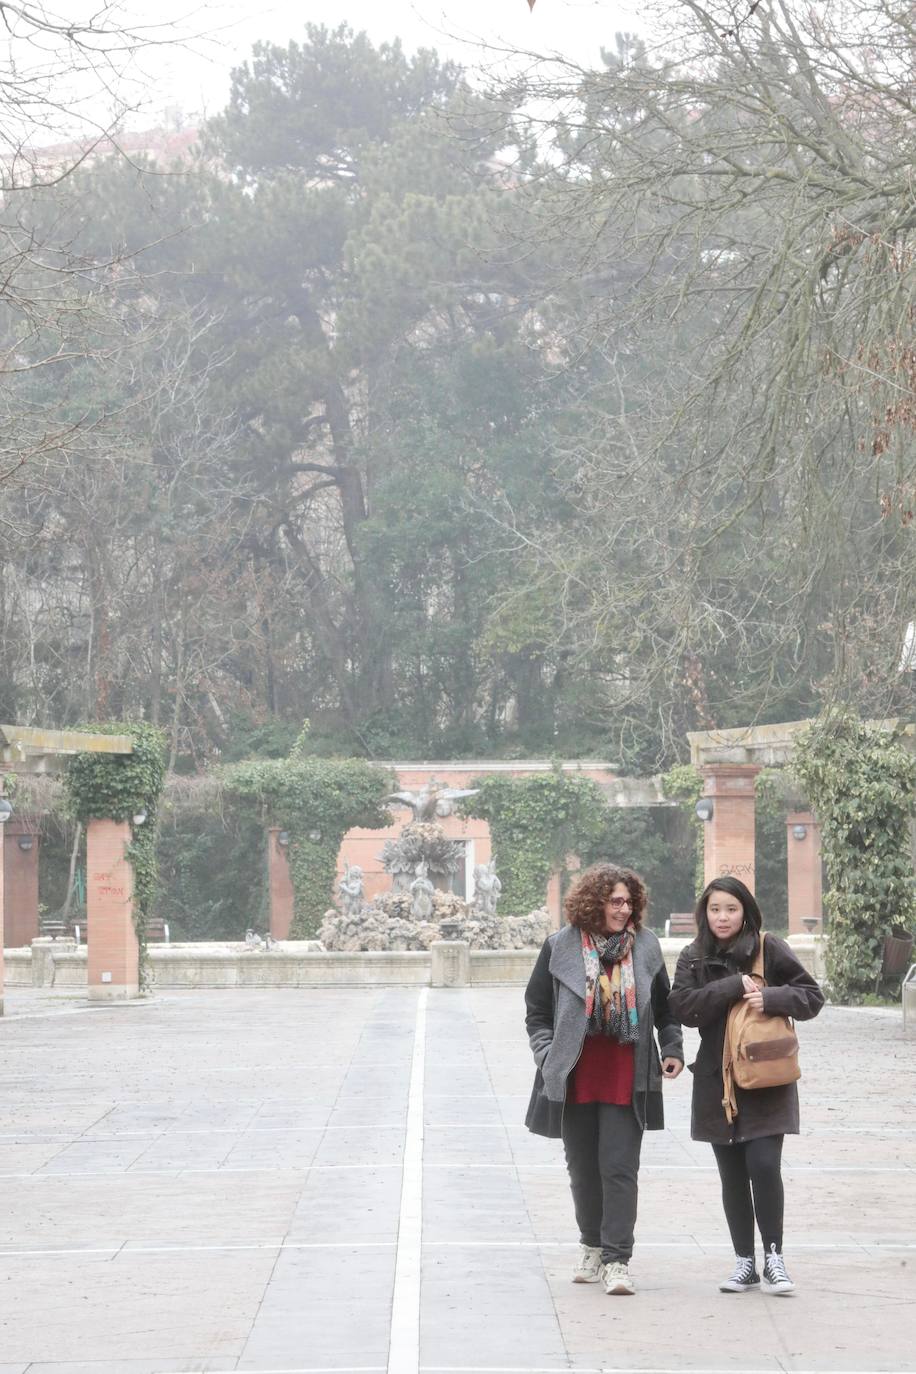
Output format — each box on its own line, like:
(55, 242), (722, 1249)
(525, 862), (684, 1295)
(669, 876), (824, 1296)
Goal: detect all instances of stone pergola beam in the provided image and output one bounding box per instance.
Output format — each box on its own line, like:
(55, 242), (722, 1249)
(688, 721), (815, 770)
(0, 725), (133, 773)
(688, 718), (915, 770)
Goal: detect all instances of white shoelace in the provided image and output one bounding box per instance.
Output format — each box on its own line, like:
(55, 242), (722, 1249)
(731, 1255), (756, 1283)
(765, 1245), (790, 1282)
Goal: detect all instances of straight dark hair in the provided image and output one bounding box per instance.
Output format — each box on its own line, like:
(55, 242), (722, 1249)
(693, 875), (762, 973)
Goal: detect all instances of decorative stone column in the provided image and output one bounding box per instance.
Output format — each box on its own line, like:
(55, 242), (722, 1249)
(86, 819), (138, 1001)
(785, 811), (823, 935)
(267, 827), (295, 940)
(700, 764), (760, 893)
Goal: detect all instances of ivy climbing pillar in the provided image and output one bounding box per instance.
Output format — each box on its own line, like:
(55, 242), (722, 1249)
(86, 818), (138, 1001)
(700, 764), (760, 892)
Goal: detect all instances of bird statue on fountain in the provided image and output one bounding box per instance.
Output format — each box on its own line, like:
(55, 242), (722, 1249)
(384, 778), (478, 822)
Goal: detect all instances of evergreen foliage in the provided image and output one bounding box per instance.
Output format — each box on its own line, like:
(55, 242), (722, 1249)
(461, 770), (610, 915)
(222, 733), (393, 936)
(793, 712), (916, 1001)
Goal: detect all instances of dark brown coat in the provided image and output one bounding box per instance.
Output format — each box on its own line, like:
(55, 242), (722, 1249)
(669, 933), (824, 1145)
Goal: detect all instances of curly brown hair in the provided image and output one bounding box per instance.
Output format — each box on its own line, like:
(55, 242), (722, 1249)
(564, 862), (647, 935)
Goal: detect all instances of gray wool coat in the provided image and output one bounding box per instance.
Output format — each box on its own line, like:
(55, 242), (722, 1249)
(524, 924), (684, 1138)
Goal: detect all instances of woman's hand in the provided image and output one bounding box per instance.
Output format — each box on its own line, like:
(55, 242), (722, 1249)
(742, 974), (765, 1011)
(661, 1057), (684, 1079)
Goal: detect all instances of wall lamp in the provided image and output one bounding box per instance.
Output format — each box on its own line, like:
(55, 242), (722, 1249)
(695, 798), (714, 823)
(17, 834), (34, 852)
(792, 823), (808, 841)
(133, 809), (148, 827)
(276, 830), (290, 847)
(0, 798), (12, 825)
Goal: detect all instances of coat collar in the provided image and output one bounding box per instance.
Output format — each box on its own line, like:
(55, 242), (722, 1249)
(548, 923), (586, 996)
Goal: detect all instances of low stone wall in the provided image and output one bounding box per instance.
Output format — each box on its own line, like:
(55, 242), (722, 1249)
(1, 932), (828, 990)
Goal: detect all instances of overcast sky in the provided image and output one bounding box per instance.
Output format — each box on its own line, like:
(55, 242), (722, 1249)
(140, 0), (636, 124)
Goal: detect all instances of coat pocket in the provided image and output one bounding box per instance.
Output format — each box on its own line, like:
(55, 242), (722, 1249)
(524, 1067), (562, 1138)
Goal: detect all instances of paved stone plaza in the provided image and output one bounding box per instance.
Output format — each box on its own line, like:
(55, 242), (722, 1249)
(0, 983), (913, 1374)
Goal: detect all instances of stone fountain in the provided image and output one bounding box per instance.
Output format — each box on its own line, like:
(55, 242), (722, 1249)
(318, 779), (548, 952)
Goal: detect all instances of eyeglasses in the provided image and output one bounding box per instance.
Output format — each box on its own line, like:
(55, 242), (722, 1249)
(608, 897), (634, 909)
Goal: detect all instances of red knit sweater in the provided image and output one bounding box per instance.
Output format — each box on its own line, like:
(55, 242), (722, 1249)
(568, 1033), (635, 1105)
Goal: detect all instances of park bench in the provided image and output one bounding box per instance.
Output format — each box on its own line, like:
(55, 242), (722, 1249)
(665, 912), (696, 940)
(146, 917), (171, 943)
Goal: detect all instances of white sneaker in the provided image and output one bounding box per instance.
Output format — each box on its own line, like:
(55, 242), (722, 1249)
(571, 1244), (603, 1283)
(602, 1260), (635, 1295)
(719, 1254), (760, 1292)
(762, 1244), (795, 1295)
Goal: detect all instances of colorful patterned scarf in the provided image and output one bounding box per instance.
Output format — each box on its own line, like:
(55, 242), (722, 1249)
(582, 927), (639, 1044)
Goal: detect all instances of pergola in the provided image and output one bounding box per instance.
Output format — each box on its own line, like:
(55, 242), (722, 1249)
(0, 725), (137, 1015)
(688, 718), (916, 929)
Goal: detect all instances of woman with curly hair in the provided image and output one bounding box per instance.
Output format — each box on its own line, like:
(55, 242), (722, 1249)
(524, 862), (684, 1295)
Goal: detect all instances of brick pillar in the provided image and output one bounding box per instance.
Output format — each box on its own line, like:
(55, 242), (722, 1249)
(546, 870), (563, 930)
(3, 822), (40, 948)
(546, 854), (581, 930)
(267, 827), (294, 940)
(701, 764), (760, 893)
(786, 811), (823, 935)
(86, 819), (138, 1001)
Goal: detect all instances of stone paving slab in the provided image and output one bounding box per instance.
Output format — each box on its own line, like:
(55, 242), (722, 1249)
(0, 983), (914, 1373)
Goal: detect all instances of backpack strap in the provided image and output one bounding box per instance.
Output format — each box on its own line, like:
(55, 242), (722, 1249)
(751, 930), (767, 981)
(722, 933), (766, 1124)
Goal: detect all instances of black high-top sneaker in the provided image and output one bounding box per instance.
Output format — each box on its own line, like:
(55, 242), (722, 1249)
(762, 1243), (795, 1294)
(719, 1255), (760, 1292)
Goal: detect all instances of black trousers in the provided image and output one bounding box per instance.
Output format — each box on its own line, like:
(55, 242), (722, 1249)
(711, 1134), (785, 1255)
(561, 1102), (643, 1263)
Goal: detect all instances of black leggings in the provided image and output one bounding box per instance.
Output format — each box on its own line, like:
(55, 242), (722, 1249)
(711, 1135), (784, 1255)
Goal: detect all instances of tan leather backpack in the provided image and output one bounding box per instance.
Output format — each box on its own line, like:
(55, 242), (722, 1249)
(722, 933), (800, 1124)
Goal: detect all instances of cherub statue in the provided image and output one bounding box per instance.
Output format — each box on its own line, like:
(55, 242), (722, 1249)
(471, 861), (502, 918)
(409, 862), (435, 922)
(385, 777), (478, 822)
(337, 863), (365, 917)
